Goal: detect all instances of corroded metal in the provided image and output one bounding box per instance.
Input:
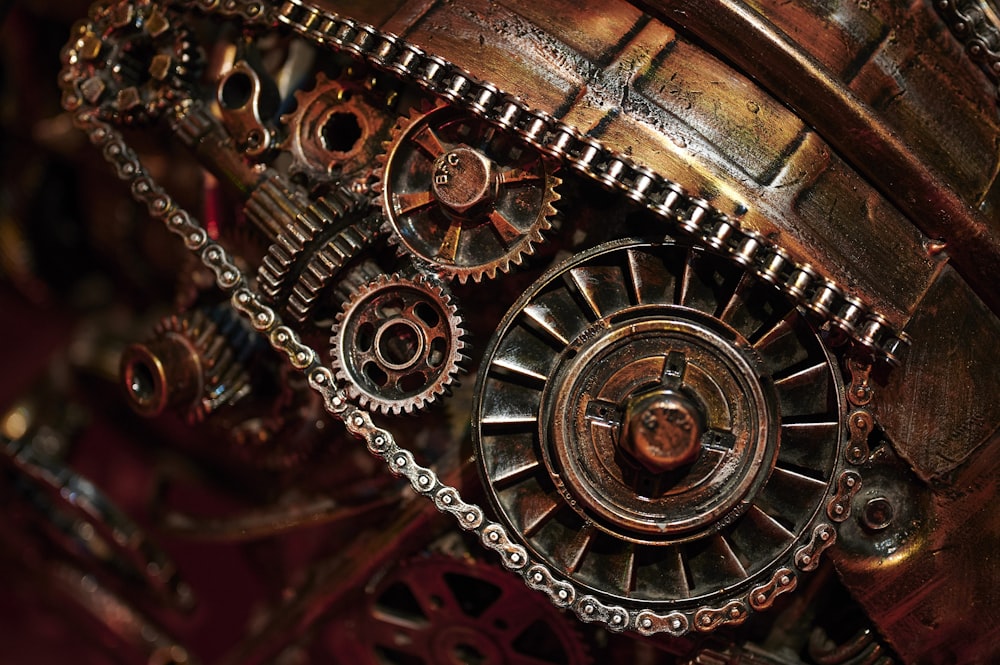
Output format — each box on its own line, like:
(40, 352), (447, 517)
(0, 0), (991, 661)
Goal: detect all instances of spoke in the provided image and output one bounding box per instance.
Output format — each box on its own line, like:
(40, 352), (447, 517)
(400, 569), (461, 621)
(492, 355), (549, 383)
(437, 221), (462, 262)
(568, 264), (630, 320)
(717, 271), (754, 324)
(755, 466), (828, 533)
(500, 167), (542, 186)
(518, 489), (563, 538)
(365, 614), (428, 654)
(481, 431), (542, 488)
(489, 209), (523, 245)
(779, 421), (838, 478)
(626, 247), (677, 305)
(413, 124), (446, 159)
(393, 190), (436, 216)
(677, 247), (695, 305)
(716, 534), (749, 579)
(552, 522), (595, 574)
(522, 303), (571, 346)
(635, 545), (689, 600)
(774, 361), (832, 418)
(726, 505), (796, 574)
(490, 457), (541, 487)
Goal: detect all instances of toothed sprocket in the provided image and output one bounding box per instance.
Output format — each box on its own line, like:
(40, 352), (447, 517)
(330, 273), (467, 415)
(377, 105), (560, 283)
(280, 71), (393, 188)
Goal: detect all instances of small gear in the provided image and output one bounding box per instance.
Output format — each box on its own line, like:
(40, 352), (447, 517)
(255, 186), (370, 312)
(329, 553), (592, 665)
(61, 0), (201, 125)
(284, 213), (386, 325)
(280, 72), (394, 188)
(377, 104), (560, 283)
(120, 305), (256, 424)
(330, 273), (467, 415)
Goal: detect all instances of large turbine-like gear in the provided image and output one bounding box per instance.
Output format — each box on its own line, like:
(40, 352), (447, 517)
(474, 238), (850, 631)
(331, 273), (467, 415)
(378, 105), (560, 283)
(329, 554), (592, 665)
(280, 71), (394, 188)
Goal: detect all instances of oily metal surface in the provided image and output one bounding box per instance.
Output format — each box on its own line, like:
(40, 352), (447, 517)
(20, 0), (999, 661)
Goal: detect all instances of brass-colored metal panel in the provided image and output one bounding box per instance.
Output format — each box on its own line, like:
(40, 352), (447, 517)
(847, 2), (1000, 210)
(631, 37), (804, 185)
(398, 0), (586, 112)
(877, 265), (1000, 479)
(746, 0), (888, 81)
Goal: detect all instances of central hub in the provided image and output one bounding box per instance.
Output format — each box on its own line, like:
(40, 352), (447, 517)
(622, 389), (704, 473)
(431, 146), (497, 214)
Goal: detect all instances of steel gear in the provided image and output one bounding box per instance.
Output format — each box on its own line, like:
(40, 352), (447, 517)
(331, 273), (467, 415)
(332, 554), (592, 665)
(120, 305), (256, 423)
(378, 105), (560, 283)
(255, 186), (371, 312)
(474, 238), (849, 629)
(60, 0), (200, 125)
(280, 71), (394, 188)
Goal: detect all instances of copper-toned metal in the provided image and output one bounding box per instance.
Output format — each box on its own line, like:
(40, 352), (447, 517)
(620, 388), (704, 474)
(6, 0), (995, 660)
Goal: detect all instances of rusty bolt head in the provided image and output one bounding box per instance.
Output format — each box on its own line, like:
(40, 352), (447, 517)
(431, 146), (498, 214)
(621, 389), (704, 474)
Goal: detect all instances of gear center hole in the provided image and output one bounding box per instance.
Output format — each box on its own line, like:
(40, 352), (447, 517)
(127, 358), (157, 404)
(321, 111), (362, 153)
(375, 319), (424, 371)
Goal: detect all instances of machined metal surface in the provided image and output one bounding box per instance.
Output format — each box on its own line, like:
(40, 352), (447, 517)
(1, 0), (998, 662)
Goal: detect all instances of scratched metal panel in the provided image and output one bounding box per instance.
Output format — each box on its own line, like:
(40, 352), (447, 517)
(877, 265), (1000, 480)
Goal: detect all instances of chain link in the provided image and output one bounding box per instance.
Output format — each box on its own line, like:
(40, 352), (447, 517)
(58, 0), (885, 635)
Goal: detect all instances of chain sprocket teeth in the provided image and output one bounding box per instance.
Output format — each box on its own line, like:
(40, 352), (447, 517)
(61, 1), (201, 125)
(122, 306), (255, 424)
(280, 71), (394, 187)
(330, 273), (468, 416)
(378, 104), (561, 284)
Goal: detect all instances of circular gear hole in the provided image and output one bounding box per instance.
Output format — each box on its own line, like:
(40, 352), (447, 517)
(376, 320), (424, 370)
(414, 302), (441, 327)
(128, 359), (158, 404)
(321, 111), (362, 153)
(428, 337), (448, 368)
(398, 371), (427, 393)
(220, 71), (253, 109)
(363, 361), (389, 388)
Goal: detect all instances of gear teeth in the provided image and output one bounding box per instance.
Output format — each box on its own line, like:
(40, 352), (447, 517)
(146, 305), (257, 423)
(379, 104), (560, 283)
(255, 186), (369, 313)
(330, 272), (467, 415)
(278, 71), (394, 187)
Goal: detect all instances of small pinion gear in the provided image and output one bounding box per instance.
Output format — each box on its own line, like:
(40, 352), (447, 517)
(330, 273), (467, 415)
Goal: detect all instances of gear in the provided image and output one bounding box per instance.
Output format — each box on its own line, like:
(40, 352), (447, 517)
(331, 273), (467, 415)
(284, 214), (386, 325)
(474, 238), (848, 627)
(280, 72), (394, 188)
(332, 554), (592, 665)
(61, 0), (201, 125)
(120, 304), (256, 423)
(378, 105), (560, 283)
(255, 186), (373, 315)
